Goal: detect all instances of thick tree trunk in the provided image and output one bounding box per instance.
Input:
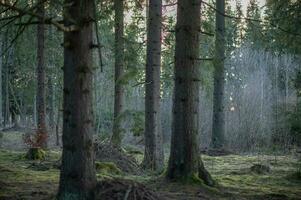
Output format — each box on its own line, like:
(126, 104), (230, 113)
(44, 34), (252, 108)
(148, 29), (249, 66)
(167, 0), (214, 186)
(111, 0), (125, 148)
(143, 0), (164, 171)
(57, 0), (97, 199)
(211, 0), (226, 149)
(36, 0), (47, 148)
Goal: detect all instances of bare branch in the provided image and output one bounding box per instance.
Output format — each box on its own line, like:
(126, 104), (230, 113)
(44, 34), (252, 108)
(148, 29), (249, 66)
(0, 1), (79, 32)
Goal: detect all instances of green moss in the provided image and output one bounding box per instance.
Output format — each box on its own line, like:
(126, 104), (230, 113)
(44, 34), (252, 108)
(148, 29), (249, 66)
(1, 147), (301, 200)
(203, 154), (301, 199)
(25, 148), (46, 160)
(124, 145), (144, 155)
(95, 161), (122, 175)
(0, 150), (59, 199)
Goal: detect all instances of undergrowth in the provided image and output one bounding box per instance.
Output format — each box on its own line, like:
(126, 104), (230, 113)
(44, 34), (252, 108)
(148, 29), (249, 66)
(0, 148), (301, 199)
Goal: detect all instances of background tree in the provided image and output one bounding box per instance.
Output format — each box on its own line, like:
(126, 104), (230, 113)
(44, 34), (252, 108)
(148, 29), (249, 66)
(167, 0), (213, 185)
(111, 0), (125, 147)
(143, 0), (164, 171)
(35, 0), (47, 148)
(210, 0), (226, 150)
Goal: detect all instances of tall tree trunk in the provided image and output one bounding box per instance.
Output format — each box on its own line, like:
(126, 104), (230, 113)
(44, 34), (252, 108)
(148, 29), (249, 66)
(3, 43), (11, 127)
(111, 0), (124, 148)
(48, 77), (55, 131)
(143, 0), (164, 171)
(0, 33), (3, 128)
(48, 21), (55, 133)
(36, 0), (47, 148)
(56, 98), (61, 146)
(57, 0), (97, 199)
(211, 0), (226, 149)
(166, 0), (214, 186)
(33, 97), (37, 126)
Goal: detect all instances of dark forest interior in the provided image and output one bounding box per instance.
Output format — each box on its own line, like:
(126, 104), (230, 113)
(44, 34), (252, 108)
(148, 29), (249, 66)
(0, 0), (301, 199)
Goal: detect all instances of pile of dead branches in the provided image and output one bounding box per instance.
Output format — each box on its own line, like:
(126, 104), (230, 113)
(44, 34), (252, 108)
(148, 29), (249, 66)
(94, 140), (142, 175)
(94, 178), (162, 200)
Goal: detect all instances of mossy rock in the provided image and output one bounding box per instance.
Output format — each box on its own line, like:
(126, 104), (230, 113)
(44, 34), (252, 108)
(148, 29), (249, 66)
(95, 161), (122, 175)
(25, 148), (46, 160)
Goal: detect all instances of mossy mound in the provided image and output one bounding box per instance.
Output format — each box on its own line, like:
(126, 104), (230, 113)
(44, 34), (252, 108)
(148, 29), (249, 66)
(25, 148), (46, 160)
(250, 164), (271, 174)
(94, 178), (162, 200)
(94, 141), (142, 175)
(95, 161), (122, 175)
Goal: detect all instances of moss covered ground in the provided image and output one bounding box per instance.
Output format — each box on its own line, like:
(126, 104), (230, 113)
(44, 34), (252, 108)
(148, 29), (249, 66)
(202, 155), (301, 199)
(0, 132), (301, 199)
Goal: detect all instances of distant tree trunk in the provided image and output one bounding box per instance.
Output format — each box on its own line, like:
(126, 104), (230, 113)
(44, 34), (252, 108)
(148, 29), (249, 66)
(3, 44), (11, 127)
(0, 33), (3, 128)
(55, 100), (61, 146)
(57, 0), (97, 199)
(33, 97), (37, 126)
(48, 23), (55, 133)
(48, 77), (55, 132)
(36, 0), (47, 148)
(166, 0), (214, 186)
(211, 0), (226, 149)
(143, 0), (164, 171)
(111, 0), (125, 148)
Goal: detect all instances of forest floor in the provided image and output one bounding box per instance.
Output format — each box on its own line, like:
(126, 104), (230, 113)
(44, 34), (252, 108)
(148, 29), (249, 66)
(0, 131), (301, 200)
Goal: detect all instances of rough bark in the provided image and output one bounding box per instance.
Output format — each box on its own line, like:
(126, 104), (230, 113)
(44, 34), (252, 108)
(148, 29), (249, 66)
(111, 0), (125, 148)
(167, 0), (213, 185)
(143, 0), (164, 171)
(36, 0), (47, 148)
(57, 0), (97, 199)
(211, 0), (226, 149)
